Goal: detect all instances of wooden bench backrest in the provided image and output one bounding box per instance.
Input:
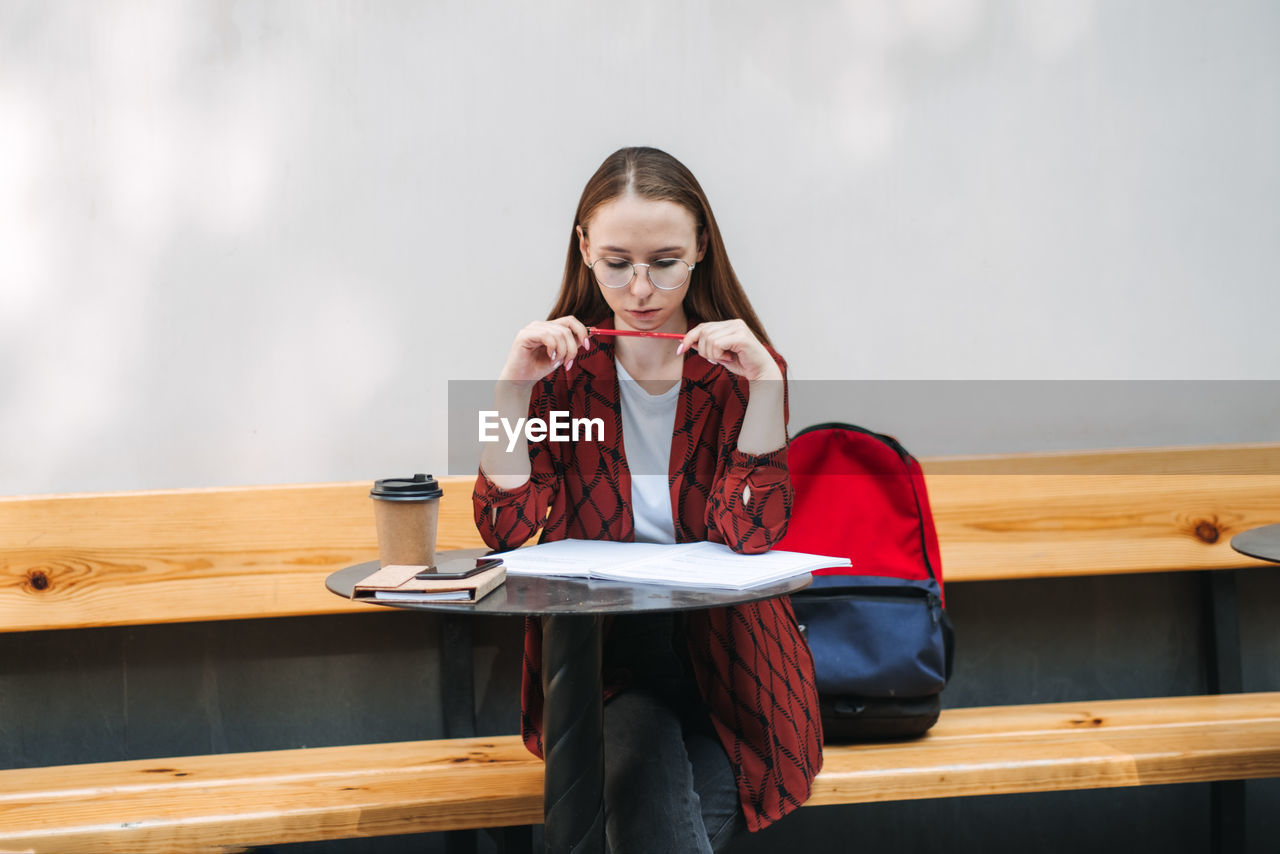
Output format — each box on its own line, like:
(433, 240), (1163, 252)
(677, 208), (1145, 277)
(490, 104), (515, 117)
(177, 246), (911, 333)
(2, 444), (1277, 633)
(924, 443), (1280, 582)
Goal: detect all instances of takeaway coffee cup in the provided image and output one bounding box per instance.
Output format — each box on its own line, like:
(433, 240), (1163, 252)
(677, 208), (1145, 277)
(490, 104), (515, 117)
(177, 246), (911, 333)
(370, 474), (444, 568)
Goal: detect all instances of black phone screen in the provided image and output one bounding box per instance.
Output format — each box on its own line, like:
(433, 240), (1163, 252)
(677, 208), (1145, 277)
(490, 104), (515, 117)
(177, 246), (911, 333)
(415, 556), (503, 580)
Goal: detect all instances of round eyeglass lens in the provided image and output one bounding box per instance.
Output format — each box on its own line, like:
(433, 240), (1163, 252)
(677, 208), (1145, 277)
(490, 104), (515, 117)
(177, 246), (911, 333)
(592, 258), (634, 288)
(649, 259), (691, 289)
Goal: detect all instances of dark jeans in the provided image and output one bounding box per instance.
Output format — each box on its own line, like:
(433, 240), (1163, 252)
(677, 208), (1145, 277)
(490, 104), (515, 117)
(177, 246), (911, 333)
(602, 613), (746, 854)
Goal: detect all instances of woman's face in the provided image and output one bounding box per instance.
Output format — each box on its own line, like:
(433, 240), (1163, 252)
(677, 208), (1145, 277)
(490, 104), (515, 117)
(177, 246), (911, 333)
(577, 194), (706, 334)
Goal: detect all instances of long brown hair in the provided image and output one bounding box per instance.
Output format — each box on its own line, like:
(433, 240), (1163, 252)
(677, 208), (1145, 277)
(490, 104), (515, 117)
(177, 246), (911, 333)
(547, 147), (772, 346)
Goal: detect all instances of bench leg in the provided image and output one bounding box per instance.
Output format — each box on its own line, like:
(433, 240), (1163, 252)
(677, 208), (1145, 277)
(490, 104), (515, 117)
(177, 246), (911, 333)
(442, 613), (537, 854)
(441, 614), (479, 854)
(493, 825), (536, 853)
(1202, 570), (1246, 853)
(542, 613), (605, 854)
(1203, 570), (1243, 695)
(1211, 779), (1245, 854)
(441, 614), (479, 737)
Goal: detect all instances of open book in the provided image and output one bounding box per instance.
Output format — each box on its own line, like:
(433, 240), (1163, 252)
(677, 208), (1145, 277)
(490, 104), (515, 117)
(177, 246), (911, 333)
(493, 539), (849, 590)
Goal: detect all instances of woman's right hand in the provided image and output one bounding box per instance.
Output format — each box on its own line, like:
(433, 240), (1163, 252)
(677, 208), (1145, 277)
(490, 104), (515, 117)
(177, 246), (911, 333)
(499, 316), (592, 386)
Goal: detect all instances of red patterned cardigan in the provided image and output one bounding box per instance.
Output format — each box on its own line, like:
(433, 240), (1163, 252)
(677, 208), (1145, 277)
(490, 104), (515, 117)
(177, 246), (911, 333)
(472, 319), (823, 833)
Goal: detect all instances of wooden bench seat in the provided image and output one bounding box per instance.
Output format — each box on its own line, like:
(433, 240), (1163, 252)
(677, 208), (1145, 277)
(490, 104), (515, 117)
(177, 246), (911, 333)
(2, 692), (1277, 853)
(812, 692), (1280, 805)
(0, 736), (544, 853)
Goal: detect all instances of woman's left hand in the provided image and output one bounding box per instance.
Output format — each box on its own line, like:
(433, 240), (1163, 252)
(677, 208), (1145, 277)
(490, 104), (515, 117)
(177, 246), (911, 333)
(678, 319), (783, 383)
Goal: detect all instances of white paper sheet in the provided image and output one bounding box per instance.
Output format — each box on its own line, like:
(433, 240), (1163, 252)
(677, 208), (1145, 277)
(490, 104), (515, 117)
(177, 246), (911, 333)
(493, 539), (849, 589)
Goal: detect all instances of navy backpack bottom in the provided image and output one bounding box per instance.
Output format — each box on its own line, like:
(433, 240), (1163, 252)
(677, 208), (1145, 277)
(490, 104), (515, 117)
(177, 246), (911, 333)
(818, 694), (942, 741)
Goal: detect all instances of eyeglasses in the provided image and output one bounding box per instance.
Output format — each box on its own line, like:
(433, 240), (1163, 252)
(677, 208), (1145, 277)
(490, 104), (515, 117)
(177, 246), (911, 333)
(587, 257), (696, 291)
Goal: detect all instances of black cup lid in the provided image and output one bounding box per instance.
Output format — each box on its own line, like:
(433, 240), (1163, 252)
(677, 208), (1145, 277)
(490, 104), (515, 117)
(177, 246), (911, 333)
(370, 473), (444, 501)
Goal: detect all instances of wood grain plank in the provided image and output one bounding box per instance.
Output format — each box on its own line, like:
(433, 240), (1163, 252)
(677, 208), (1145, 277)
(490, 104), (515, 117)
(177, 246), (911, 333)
(3, 446), (1279, 631)
(921, 443), (1280, 476)
(1, 694), (1276, 851)
(914, 692), (1280, 738)
(0, 736), (541, 852)
(920, 445), (1280, 580)
(0, 477), (482, 632)
(811, 719), (1280, 804)
(929, 472), (1280, 581)
(809, 692), (1280, 804)
(0, 736), (535, 803)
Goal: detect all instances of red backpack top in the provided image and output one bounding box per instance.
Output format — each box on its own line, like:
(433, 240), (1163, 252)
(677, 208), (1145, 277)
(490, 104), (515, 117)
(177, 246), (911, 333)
(777, 423), (944, 600)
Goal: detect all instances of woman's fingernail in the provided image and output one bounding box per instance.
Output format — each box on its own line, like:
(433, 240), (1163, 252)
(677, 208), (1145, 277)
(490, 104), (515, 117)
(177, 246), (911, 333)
(676, 343), (684, 355)
(565, 359), (574, 371)
(551, 350), (558, 360)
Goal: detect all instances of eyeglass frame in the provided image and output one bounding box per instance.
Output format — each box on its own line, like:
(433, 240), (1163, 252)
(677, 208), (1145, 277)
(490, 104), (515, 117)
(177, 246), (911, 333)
(585, 256), (697, 291)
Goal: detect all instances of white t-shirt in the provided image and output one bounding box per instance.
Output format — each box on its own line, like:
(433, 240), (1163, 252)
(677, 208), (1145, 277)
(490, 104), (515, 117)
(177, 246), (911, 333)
(615, 358), (680, 545)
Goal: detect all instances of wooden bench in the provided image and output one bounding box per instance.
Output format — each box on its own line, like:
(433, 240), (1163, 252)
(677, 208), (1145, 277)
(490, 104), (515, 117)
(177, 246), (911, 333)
(3, 693), (1277, 852)
(2, 443), (1278, 852)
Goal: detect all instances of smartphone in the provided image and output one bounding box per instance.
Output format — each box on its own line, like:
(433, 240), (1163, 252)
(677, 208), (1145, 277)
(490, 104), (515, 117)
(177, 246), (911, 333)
(415, 556), (503, 580)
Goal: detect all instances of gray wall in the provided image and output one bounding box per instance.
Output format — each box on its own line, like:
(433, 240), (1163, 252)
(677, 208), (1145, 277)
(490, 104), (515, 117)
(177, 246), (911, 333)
(2, 0), (1278, 496)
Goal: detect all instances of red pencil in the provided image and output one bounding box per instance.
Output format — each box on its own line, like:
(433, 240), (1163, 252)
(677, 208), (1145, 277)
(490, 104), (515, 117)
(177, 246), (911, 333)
(588, 327), (686, 341)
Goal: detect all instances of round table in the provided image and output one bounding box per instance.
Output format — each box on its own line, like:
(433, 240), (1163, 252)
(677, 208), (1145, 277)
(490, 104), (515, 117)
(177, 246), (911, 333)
(1230, 524), (1280, 565)
(327, 548), (812, 854)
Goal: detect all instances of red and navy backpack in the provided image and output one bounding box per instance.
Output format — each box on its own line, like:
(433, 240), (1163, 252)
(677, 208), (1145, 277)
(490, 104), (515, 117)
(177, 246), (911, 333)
(778, 423), (955, 740)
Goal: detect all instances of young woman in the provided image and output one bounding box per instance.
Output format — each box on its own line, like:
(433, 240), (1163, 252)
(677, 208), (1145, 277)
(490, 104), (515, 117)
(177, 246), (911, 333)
(473, 147), (822, 853)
